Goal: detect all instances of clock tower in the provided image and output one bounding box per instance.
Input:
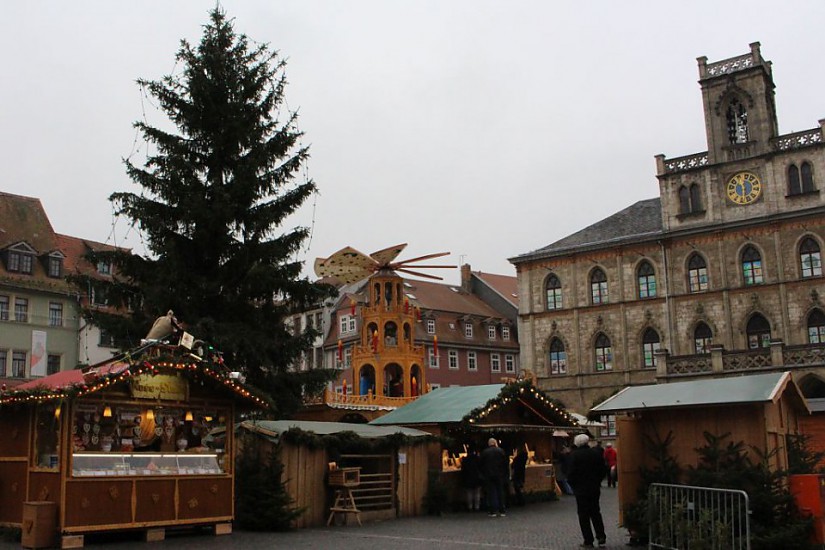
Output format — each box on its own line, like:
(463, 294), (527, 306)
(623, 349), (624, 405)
(698, 42), (779, 165)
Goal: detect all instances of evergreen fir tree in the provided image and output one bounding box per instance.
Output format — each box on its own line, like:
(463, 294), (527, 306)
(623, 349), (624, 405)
(72, 7), (336, 415)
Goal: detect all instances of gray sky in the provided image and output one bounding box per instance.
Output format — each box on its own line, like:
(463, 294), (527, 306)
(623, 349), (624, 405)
(3, 1), (824, 286)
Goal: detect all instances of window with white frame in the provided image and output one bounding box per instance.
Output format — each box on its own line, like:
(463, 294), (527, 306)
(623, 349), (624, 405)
(12, 351), (26, 377)
(599, 415), (617, 437)
(426, 319), (436, 334)
(336, 346), (352, 369)
(14, 298), (28, 322)
(8, 250), (34, 274)
(48, 302), (63, 327)
(91, 284), (107, 306)
(491, 353), (501, 372)
(505, 354), (515, 373)
(467, 351), (477, 371)
(464, 322), (473, 338)
(97, 260), (111, 275)
(48, 256), (63, 278)
(339, 314), (356, 335)
(487, 325), (496, 340)
(502, 326), (510, 341)
(448, 350), (459, 369)
(429, 347), (439, 368)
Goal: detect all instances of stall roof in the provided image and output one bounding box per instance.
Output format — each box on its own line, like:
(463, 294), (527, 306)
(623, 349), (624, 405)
(591, 371), (810, 414)
(239, 420), (431, 443)
(369, 384), (505, 425)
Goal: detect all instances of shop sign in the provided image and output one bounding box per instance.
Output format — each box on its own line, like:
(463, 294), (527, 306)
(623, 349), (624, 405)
(130, 374), (188, 401)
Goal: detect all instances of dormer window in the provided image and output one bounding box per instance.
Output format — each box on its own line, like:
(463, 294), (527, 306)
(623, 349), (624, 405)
(8, 250), (33, 274)
(47, 255), (63, 278)
(464, 322), (473, 338)
(97, 260), (112, 275)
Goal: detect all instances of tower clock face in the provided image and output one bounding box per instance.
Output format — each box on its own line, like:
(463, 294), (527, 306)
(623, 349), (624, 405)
(726, 171), (762, 205)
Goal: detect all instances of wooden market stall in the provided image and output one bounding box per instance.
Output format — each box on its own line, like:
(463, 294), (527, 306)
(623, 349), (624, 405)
(236, 420), (431, 528)
(369, 380), (583, 506)
(0, 341), (266, 548)
(591, 371), (810, 526)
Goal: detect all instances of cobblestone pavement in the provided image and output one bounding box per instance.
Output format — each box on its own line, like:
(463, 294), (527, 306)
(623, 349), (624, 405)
(3, 488), (630, 550)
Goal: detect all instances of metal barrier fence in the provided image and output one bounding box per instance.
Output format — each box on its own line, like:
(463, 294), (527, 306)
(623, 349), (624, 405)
(648, 483), (750, 550)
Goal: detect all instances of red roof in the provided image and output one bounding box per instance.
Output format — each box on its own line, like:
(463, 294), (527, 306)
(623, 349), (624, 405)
(473, 270), (519, 307)
(14, 361), (129, 392)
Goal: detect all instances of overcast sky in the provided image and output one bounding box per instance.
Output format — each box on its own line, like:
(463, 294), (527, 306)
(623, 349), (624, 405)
(3, 1), (824, 286)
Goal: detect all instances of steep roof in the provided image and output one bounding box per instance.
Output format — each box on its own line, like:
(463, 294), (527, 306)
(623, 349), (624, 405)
(0, 192), (57, 252)
(591, 371), (810, 414)
(511, 198), (663, 263)
(473, 270), (519, 308)
(370, 384), (505, 425)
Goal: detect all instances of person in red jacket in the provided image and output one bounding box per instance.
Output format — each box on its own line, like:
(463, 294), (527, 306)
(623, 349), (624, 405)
(603, 442), (618, 488)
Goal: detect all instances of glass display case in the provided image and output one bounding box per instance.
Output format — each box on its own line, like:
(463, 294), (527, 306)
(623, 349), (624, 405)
(72, 452), (225, 477)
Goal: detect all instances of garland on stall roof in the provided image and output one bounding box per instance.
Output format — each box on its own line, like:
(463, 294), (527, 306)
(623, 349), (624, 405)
(464, 379), (575, 428)
(278, 427), (432, 453)
(0, 343), (270, 409)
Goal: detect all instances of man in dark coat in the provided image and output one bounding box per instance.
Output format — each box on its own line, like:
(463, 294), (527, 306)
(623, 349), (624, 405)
(567, 434), (608, 547)
(479, 437), (508, 516)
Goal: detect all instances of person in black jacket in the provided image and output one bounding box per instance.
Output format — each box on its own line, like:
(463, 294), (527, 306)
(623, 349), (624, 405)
(567, 434), (608, 547)
(479, 437), (508, 517)
(460, 447), (482, 511)
(511, 445), (528, 506)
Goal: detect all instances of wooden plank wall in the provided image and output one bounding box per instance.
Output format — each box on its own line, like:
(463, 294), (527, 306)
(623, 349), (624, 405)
(396, 444), (427, 517)
(280, 441), (328, 529)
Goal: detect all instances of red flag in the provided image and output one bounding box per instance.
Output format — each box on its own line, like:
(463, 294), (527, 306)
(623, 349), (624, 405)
(433, 335), (438, 357)
(415, 306), (421, 320)
(337, 339), (343, 361)
(404, 297), (410, 314)
(350, 298), (356, 316)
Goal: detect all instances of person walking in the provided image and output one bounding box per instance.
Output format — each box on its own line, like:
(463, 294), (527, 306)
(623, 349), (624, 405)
(603, 442), (618, 488)
(567, 434), (608, 548)
(511, 445), (528, 506)
(479, 437), (507, 517)
(460, 446), (483, 511)
(556, 445), (575, 495)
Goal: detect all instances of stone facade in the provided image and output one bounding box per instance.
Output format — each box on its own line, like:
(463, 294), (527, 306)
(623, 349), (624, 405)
(511, 43), (825, 415)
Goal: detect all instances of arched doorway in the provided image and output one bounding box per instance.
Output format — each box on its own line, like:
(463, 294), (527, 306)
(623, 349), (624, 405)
(358, 364), (376, 396)
(384, 363), (403, 396)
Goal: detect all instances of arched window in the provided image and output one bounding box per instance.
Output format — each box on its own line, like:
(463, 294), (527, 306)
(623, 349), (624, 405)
(679, 186), (690, 214)
(637, 261), (656, 299)
(808, 310), (825, 344)
(689, 184), (702, 212)
(726, 97), (749, 144)
(642, 328), (660, 369)
(549, 339), (567, 375)
(788, 164), (801, 195)
(590, 268), (608, 305)
(746, 314), (771, 349)
(741, 246), (763, 285)
(694, 322), (712, 354)
(802, 161), (815, 193)
(546, 274), (562, 311)
(800, 238), (822, 278)
(594, 333), (612, 371)
(687, 253), (708, 293)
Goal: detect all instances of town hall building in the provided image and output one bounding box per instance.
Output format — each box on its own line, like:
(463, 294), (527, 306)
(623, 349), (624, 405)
(510, 43), (825, 428)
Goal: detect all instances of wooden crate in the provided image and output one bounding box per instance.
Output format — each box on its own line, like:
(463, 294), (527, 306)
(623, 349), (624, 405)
(21, 501), (57, 549)
(329, 467), (361, 487)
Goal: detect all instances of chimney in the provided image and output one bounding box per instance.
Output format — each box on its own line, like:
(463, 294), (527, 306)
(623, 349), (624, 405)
(460, 264), (472, 293)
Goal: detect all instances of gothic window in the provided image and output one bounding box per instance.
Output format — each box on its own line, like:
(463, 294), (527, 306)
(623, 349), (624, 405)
(802, 161), (815, 193)
(594, 333), (612, 371)
(808, 309), (825, 344)
(690, 184), (702, 211)
(642, 328), (660, 369)
(726, 97), (749, 144)
(549, 338), (567, 375)
(746, 314), (771, 349)
(800, 238), (822, 278)
(679, 186), (690, 214)
(546, 274), (562, 310)
(687, 254), (708, 293)
(788, 164), (801, 195)
(741, 246), (763, 285)
(590, 268), (608, 305)
(637, 261), (656, 299)
(694, 322), (712, 354)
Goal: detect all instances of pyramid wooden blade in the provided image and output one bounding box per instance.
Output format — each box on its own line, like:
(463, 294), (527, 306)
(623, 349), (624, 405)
(393, 263), (457, 270)
(369, 243), (407, 266)
(395, 251), (450, 265)
(396, 267), (445, 280)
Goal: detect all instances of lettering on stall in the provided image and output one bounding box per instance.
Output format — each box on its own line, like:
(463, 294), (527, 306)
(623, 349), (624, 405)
(130, 374), (188, 401)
